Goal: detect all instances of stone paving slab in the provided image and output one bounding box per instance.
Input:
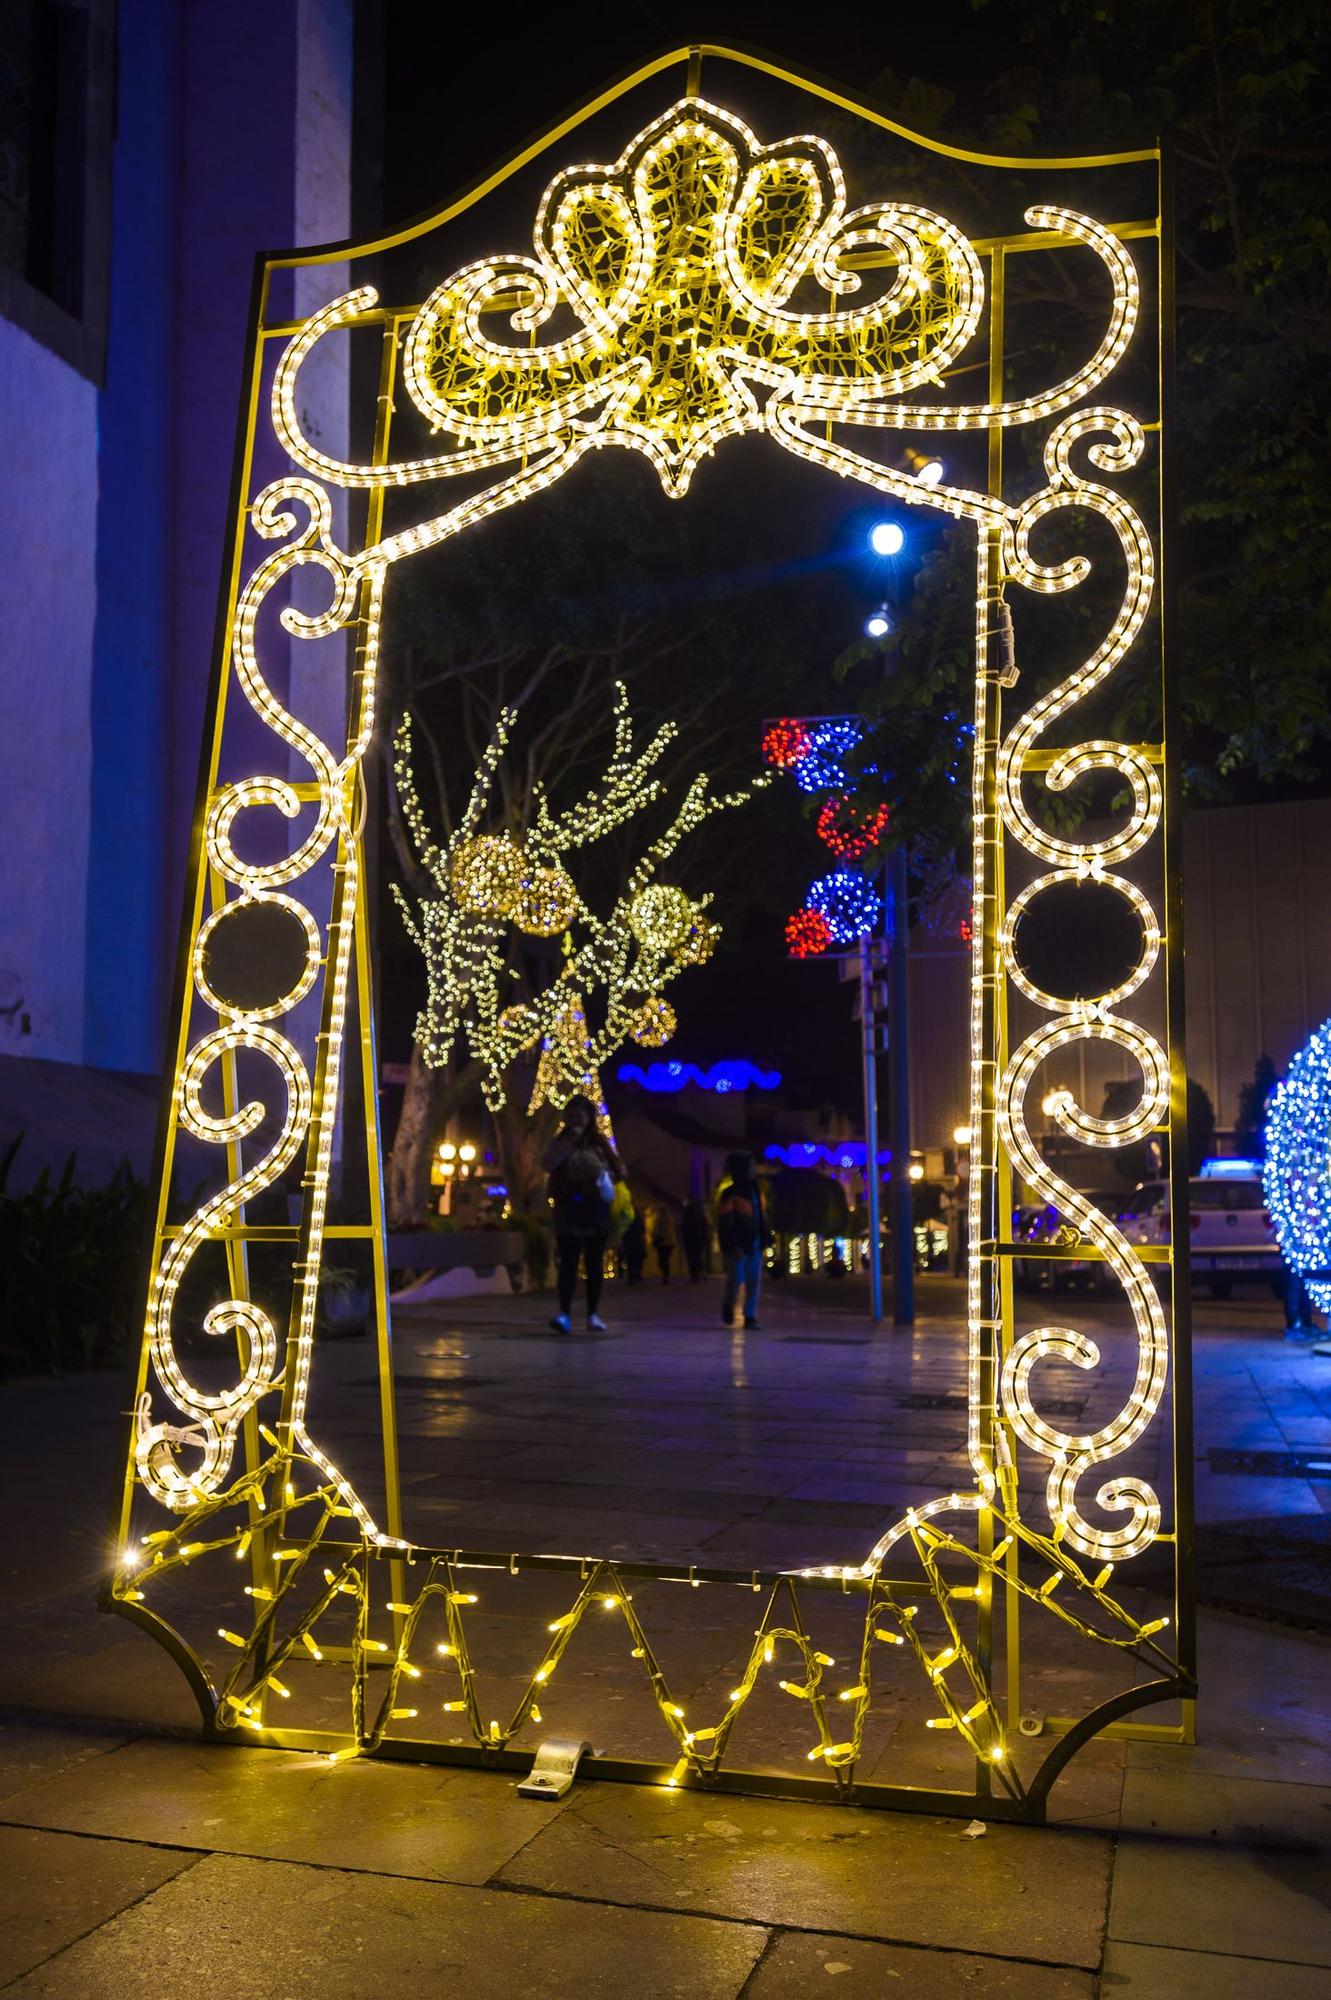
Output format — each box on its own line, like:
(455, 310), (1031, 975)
(0, 1737), (572, 1886)
(0, 1625), (205, 1733)
(0, 1718), (136, 1804)
(1, 1851), (768, 1999)
(744, 1927), (1095, 1997)
(1098, 1940), (1331, 1996)
(1110, 1767), (1331, 1967)
(0, 1823), (198, 1987)
(497, 1778), (1113, 1968)
(1126, 1611), (1331, 1786)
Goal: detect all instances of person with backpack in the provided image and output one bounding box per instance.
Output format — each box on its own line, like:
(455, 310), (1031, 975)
(542, 1094), (624, 1333)
(621, 1207), (647, 1285)
(681, 1197), (711, 1281)
(650, 1202), (677, 1284)
(716, 1150), (768, 1329)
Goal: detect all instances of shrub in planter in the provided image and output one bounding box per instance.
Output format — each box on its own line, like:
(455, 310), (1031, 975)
(0, 1139), (148, 1375)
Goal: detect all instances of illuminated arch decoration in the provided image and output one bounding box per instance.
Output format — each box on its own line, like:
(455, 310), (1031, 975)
(107, 48), (1192, 1821)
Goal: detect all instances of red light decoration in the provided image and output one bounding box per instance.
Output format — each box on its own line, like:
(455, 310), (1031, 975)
(785, 908), (832, 957)
(762, 717), (811, 768)
(816, 793), (889, 860)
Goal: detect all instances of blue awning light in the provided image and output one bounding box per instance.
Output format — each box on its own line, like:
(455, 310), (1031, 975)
(618, 1060), (783, 1093)
(764, 1142), (892, 1168)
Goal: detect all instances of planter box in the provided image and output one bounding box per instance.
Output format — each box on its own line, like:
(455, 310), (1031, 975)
(386, 1229), (525, 1274)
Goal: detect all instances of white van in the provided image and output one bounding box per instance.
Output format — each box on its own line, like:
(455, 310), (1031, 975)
(1117, 1173), (1282, 1297)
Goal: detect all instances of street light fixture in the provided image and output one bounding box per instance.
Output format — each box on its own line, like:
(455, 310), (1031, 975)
(864, 605), (893, 639)
(953, 1124), (973, 1147)
(904, 448), (945, 487)
(869, 520), (905, 557)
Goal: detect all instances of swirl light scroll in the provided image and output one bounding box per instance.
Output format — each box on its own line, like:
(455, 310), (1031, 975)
(136, 477), (390, 1536)
(984, 410), (1170, 1563)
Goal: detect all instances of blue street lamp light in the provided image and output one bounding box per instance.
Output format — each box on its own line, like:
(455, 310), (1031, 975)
(869, 520), (905, 557)
(864, 605), (893, 640)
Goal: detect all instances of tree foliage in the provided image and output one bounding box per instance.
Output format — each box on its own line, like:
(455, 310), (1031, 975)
(849, 0), (1331, 803)
(1234, 1051), (1280, 1158)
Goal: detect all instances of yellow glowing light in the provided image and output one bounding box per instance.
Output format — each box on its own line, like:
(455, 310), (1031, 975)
(450, 834), (522, 917)
(629, 885), (694, 952)
(630, 996), (677, 1049)
(514, 863), (580, 937)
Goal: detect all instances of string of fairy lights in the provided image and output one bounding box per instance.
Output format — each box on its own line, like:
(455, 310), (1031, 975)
(118, 91), (1178, 1788)
(1264, 1018), (1331, 1315)
(760, 716), (888, 956)
(119, 1431), (1174, 1786)
(391, 684), (748, 1115)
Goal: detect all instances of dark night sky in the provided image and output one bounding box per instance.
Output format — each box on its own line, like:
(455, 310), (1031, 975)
(380, 10), (1012, 222)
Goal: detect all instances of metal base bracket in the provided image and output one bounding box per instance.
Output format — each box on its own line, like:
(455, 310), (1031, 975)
(517, 1737), (595, 1801)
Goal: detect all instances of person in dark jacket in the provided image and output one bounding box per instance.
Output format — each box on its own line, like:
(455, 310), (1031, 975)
(681, 1197), (711, 1282)
(621, 1209), (647, 1285)
(542, 1095), (624, 1333)
(716, 1150), (768, 1329)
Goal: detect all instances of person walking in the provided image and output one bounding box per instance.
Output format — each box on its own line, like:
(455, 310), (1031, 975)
(542, 1094), (624, 1333)
(622, 1208), (647, 1285)
(681, 1197), (710, 1282)
(650, 1203), (677, 1284)
(717, 1150), (768, 1329)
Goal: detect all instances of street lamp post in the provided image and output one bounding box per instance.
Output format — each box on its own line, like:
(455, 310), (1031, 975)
(888, 842), (914, 1325)
(858, 930), (884, 1323)
(864, 512), (921, 1326)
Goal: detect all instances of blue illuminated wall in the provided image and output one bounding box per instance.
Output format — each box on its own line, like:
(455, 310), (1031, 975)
(0, 1), (356, 1077)
(83, 0), (179, 1070)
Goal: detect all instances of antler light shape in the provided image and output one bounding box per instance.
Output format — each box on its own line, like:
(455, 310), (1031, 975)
(393, 683), (751, 1114)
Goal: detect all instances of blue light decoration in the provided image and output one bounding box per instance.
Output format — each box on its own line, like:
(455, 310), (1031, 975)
(794, 719), (864, 795)
(764, 1142), (891, 1169)
(807, 868), (882, 945)
(617, 1059), (782, 1093)
(1263, 1018), (1331, 1313)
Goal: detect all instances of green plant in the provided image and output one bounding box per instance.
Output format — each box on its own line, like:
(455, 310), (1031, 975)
(316, 1262), (370, 1337)
(0, 1137), (148, 1375)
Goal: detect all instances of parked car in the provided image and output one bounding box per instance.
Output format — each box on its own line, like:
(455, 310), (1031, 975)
(1117, 1175), (1282, 1297)
(1013, 1194), (1124, 1294)
(1012, 1204), (1052, 1293)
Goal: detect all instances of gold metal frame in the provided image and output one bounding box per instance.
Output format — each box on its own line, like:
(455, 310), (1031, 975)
(105, 44), (1194, 1818)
